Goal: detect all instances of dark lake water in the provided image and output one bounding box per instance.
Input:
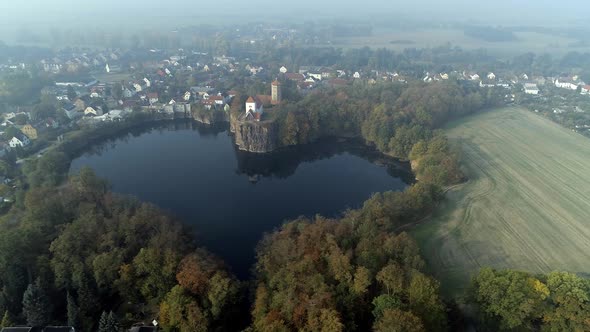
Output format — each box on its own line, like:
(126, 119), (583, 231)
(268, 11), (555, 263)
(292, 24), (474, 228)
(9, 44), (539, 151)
(69, 121), (411, 278)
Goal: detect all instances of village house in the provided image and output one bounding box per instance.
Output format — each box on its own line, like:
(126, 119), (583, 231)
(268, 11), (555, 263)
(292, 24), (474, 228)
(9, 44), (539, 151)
(279, 66), (288, 74)
(201, 99), (216, 110)
(191, 86), (213, 98)
(307, 72), (322, 81)
(524, 83), (540, 95)
(487, 72), (496, 80)
(284, 73), (305, 82)
(581, 85), (590, 95)
(123, 87), (135, 98)
(45, 118), (59, 129)
(61, 103), (80, 120)
(321, 69), (333, 79)
(84, 106), (103, 117)
(147, 93), (159, 104)
(242, 96), (263, 121)
(20, 124), (38, 140)
(209, 94), (226, 105)
(9, 134), (30, 148)
(555, 77), (582, 90)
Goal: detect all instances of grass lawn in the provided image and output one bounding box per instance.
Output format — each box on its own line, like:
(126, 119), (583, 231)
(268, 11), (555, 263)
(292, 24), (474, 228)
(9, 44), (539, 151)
(413, 107), (590, 297)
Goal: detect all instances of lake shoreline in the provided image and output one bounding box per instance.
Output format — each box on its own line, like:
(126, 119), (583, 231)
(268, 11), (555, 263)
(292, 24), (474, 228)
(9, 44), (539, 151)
(69, 120), (412, 278)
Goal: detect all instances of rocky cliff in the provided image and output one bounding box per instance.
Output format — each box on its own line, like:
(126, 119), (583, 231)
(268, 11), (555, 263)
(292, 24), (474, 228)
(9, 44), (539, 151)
(230, 114), (279, 153)
(193, 110), (229, 124)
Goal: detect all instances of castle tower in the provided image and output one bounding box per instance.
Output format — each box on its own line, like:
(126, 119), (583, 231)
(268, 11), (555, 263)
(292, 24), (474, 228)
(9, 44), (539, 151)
(271, 80), (282, 105)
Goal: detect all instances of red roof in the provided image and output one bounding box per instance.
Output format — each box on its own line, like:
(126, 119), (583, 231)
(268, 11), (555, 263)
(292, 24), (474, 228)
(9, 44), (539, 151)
(209, 95), (224, 101)
(147, 93), (158, 98)
(271, 80), (281, 86)
(256, 94), (272, 106)
(246, 96), (255, 103)
(285, 73), (305, 81)
(329, 78), (349, 86)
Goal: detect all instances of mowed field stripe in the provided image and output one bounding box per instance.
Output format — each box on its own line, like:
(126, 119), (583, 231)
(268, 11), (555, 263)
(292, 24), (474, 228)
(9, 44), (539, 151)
(412, 107), (590, 296)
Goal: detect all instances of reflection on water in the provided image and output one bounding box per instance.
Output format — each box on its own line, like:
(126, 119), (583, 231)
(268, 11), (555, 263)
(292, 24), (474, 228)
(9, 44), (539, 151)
(70, 120), (412, 277)
(235, 138), (414, 183)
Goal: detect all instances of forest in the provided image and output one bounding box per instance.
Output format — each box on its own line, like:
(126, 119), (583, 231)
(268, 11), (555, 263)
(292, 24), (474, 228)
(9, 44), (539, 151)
(1, 79), (589, 331)
(262, 80), (500, 186)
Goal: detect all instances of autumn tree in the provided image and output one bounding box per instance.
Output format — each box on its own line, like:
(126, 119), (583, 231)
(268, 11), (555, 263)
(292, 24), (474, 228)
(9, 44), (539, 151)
(373, 309), (425, 332)
(1, 311), (13, 328)
(281, 111), (299, 146)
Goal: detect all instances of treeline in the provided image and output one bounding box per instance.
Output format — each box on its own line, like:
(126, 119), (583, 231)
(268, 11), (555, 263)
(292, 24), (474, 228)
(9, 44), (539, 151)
(252, 186), (446, 331)
(0, 168), (245, 331)
(246, 81), (488, 331)
(471, 268), (590, 331)
(273, 80), (500, 186)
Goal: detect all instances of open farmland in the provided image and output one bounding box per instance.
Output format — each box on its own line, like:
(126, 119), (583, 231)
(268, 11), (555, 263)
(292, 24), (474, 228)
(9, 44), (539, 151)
(413, 107), (590, 296)
(324, 28), (590, 57)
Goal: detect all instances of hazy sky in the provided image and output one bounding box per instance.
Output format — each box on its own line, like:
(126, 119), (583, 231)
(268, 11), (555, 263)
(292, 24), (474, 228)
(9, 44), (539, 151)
(0, 0), (587, 22)
(0, 0), (587, 41)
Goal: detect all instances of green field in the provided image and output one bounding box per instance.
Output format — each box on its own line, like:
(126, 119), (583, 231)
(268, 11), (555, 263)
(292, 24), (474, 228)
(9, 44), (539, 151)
(325, 28), (589, 57)
(413, 107), (590, 297)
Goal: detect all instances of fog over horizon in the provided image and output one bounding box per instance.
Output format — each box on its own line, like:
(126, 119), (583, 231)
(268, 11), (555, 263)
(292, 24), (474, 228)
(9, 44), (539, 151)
(0, 0), (588, 49)
(1, 0), (588, 28)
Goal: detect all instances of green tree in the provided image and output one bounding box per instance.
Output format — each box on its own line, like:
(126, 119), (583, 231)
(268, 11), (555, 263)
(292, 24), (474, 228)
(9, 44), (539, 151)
(32, 102), (57, 121)
(67, 85), (77, 101)
(372, 295), (403, 319)
(13, 113), (28, 125)
(77, 274), (99, 331)
(22, 279), (50, 327)
(1, 311), (13, 328)
(111, 83), (123, 100)
(132, 247), (182, 303)
(2, 127), (20, 141)
(471, 268), (548, 330)
(542, 271), (590, 331)
(66, 292), (79, 327)
(98, 311), (119, 332)
(376, 263), (404, 295)
(207, 272), (240, 319)
(407, 272), (446, 331)
(159, 286), (208, 332)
